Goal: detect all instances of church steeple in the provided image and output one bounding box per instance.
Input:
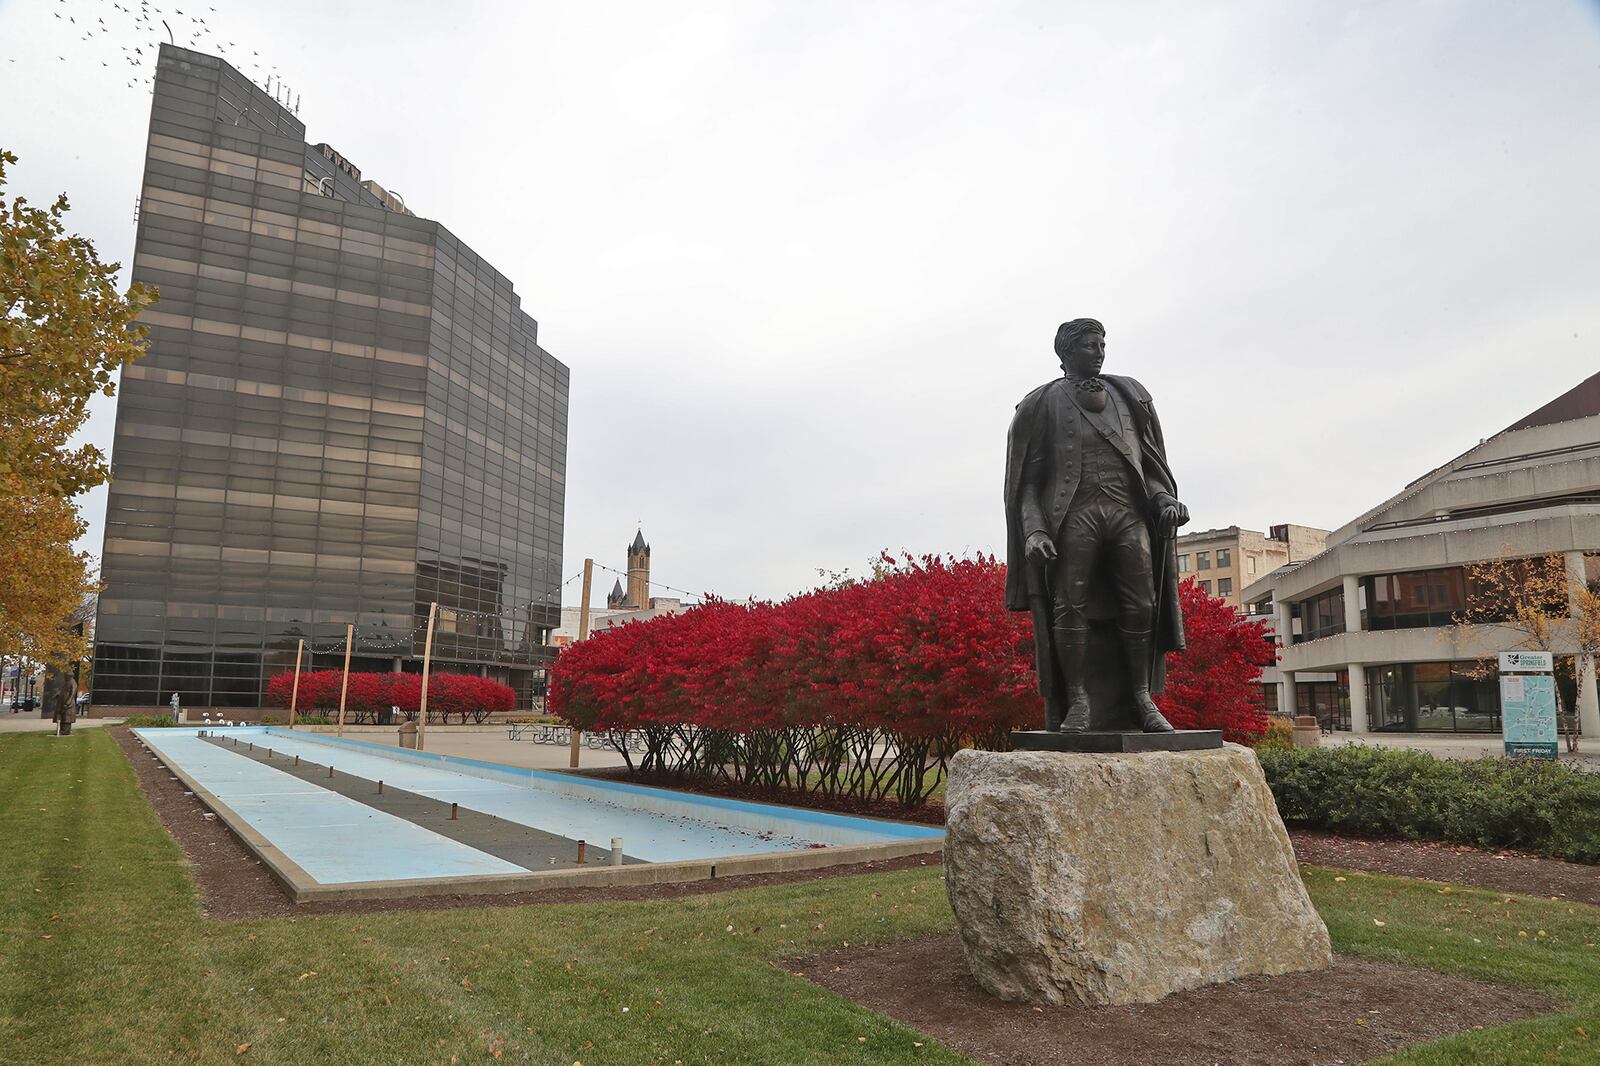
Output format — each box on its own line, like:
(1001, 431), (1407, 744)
(625, 528), (651, 609)
(606, 578), (626, 608)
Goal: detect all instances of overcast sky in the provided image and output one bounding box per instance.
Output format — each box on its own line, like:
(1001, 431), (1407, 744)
(4, 0), (1598, 607)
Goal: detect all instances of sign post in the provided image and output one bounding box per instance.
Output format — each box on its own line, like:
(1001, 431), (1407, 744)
(1500, 651), (1558, 760)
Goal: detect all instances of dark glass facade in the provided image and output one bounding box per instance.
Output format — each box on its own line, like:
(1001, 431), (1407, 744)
(1291, 585), (1346, 643)
(93, 45), (568, 708)
(1366, 662), (1501, 732)
(1294, 672), (1350, 731)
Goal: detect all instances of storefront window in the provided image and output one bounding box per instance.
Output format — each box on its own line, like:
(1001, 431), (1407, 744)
(1295, 670), (1350, 730)
(1365, 661), (1501, 733)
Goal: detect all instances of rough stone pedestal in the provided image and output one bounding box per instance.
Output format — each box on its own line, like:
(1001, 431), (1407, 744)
(944, 745), (1331, 1007)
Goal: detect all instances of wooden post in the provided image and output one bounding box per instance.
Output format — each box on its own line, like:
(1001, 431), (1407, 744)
(418, 601), (438, 753)
(288, 638), (304, 729)
(571, 558), (593, 768)
(336, 623), (354, 737)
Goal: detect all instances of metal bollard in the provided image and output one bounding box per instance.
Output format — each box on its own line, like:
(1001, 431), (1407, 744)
(576, 839), (586, 865)
(328, 766), (334, 778)
(610, 837), (624, 866)
(450, 802), (458, 820)
(377, 780), (384, 795)
(294, 754), (299, 767)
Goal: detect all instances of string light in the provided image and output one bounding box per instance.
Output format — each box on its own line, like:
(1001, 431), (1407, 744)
(283, 565), (708, 656)
(591, 562), (708, 604)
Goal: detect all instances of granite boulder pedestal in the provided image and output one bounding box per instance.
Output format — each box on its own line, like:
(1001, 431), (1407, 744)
(943, 742), (1331, 1007)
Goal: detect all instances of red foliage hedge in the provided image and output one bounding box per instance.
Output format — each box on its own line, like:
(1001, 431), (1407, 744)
(548, 557), (1276, 805)
(264, 670), (514, 724)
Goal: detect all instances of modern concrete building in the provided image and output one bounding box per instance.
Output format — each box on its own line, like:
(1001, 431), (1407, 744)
(1176, 524), (1328, 609)
(92, 45), (569, 710)
(1243, 372), (1600, 734)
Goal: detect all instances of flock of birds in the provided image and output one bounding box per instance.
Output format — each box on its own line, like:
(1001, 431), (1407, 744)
(35, 0), (282, 97)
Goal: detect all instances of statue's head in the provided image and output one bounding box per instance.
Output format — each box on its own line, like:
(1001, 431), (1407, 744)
(1054, 318), (1105, 379)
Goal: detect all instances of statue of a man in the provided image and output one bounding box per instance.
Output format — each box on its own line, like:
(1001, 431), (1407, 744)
(1003, 319), (1189, 733)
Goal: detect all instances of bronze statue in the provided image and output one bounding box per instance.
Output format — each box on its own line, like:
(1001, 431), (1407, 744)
(1004, 319), (1188, 733)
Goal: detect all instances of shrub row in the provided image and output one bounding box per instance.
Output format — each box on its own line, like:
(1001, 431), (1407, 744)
(551, 557), (1275, 807)
(263, 670), (514, 724)
(1259, 745), (1600, 864)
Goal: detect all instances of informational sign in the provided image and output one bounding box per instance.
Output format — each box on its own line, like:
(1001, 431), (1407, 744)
(1501, 671), (1558, 759)
(1499, 651), (1554, 673)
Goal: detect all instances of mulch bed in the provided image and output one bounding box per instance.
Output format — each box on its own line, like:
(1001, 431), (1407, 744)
(112, 727), (938, 920)
(586, 768), (1600, 905)
(1288, 829), (1600, 906)
(573, 765), (948, 825)
(791, 934), (1553, 1066)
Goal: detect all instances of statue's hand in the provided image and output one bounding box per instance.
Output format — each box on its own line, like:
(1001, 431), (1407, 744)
(1024, 531), (1058, 565)
(1157, 499), (1189, 539)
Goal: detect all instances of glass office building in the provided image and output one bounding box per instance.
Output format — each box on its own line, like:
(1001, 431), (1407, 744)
(92, 45), (568, 709)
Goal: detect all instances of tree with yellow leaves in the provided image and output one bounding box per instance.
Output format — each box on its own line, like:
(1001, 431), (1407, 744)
(1453, 551), (1600, 754)
(1, 148), (153, 669)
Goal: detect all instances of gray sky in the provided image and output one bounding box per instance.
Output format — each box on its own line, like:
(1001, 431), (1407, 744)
(4, 0), (1599, 605)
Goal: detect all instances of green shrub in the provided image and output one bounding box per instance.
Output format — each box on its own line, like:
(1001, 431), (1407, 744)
(1255, 717), (1295, 753)
(121, 715), (181, 728)
(292, 715), (331, 725)
(1259, 745), (1600, 864)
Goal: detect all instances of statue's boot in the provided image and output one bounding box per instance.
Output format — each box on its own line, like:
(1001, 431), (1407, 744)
(1122, 629), (1175, 733)
(1053, 628), (1092, 732)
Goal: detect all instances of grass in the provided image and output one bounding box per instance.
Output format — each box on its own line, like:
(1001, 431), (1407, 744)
(1, 731), (1598, 1065)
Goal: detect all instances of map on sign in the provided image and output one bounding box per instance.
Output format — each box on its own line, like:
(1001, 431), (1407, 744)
(1501, 671), (1558, 759)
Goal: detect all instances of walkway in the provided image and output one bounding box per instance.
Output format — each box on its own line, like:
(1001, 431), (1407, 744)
(1329, 730), (1600, 767)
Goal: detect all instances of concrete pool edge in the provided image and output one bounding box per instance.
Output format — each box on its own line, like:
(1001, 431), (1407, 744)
(134, 730), (324, 901)
(288, 835), (944, 902)
(262, 727), (941, 842)
(135, 729), (943, 904)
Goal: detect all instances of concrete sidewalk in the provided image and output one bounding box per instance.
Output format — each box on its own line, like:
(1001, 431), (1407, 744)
(1327, 729), (1600, 767)
(0, 715), (125, 734)
(292, 724), (633, 772)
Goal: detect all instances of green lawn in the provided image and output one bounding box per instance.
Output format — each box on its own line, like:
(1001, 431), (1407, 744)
(2, 730), (1597, 1065)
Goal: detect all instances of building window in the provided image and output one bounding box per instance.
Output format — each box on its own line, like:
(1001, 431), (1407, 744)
(1292, 585), (1346, 643)
(1217, 548), (1232, 568)
(1366, 661), (1501, 733)
(1259, 683), (1279, 716)
(1177, 554), (1191, 573)
(1217, 578), (1233, 597)
(1362, 561), (1565, 632)
(1196, 551), (1211, 570)
(1199, 580), (1212, 595)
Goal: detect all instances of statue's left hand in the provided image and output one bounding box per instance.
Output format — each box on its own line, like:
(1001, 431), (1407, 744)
(1158, 499), (1189, 539)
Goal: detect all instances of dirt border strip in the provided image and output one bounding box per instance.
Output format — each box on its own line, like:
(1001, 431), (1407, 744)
(132, 728), (943, 904)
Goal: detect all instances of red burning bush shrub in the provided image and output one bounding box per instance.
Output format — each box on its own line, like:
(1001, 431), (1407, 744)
(550, 555), (1279, 805)
(1157, 578), (1277, 743)
(265, 669), (514, 724)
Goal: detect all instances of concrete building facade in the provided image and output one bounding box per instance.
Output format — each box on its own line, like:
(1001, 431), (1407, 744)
(92, 46), (569, 709)
(1243, 372), (1600, 734)
(1176, 524), (1328, 610)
